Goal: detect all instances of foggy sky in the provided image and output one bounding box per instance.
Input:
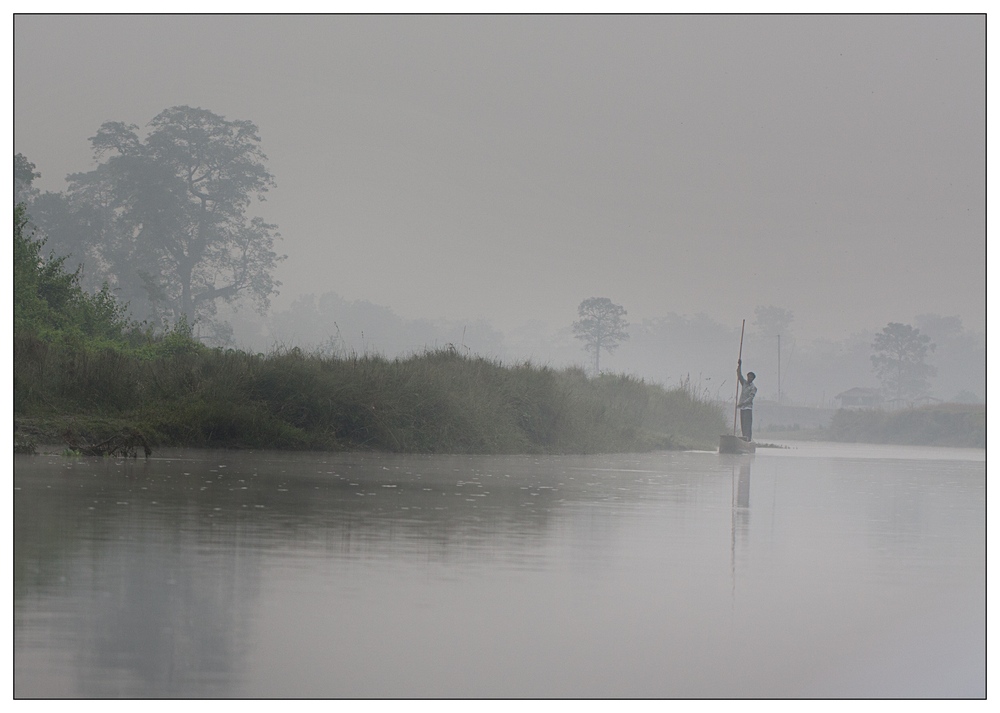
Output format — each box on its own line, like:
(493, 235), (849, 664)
(12, 14), (986, 341)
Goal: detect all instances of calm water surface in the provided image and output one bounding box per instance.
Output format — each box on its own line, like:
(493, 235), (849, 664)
(14, 441), (985, 698)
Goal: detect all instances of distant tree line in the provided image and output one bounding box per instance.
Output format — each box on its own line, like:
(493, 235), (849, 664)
(16, 110), (981, 409)
(566, 298), (977, 408)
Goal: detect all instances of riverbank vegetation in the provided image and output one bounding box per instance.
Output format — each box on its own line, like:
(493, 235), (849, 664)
(14, 205), (725, 455)
(15, 339), (725, 455)
(828, 404), (985, 448)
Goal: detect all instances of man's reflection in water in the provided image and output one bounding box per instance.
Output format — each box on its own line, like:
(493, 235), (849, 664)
(731, 458), (752, 608)
(737, 459), (751, 510)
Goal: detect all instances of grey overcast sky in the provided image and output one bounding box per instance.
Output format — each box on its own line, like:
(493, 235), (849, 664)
(13, 14), (986, 340)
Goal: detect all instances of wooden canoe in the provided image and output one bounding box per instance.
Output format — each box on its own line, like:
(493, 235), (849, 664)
(719, 434), (756, 454)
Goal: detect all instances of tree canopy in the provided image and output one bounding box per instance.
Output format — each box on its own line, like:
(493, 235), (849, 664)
(572, 297), (629, 375)
(29, 106), (284, 329)
(871, 322), (936, 404)
(15, 153), (39, 205)
(752, 305), (793, 340)
(14, 204), (132, 341)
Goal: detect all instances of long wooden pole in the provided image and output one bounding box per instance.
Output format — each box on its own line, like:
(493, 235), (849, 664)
(733, 319), (745, 436)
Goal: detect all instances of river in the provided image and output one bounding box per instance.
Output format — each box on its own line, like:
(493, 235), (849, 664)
(14, 441), (985, 698)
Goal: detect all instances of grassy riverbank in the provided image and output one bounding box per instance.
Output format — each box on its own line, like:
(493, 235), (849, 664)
(14, 337), (725, 454)
(13, 203), (724, 455)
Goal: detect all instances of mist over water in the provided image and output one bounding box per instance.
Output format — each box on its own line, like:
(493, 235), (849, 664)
(12, 16), (986, 698)
(15, 443), (984, 698)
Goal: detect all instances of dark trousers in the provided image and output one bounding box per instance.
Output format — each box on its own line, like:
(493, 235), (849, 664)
(740, 408), (753, 441)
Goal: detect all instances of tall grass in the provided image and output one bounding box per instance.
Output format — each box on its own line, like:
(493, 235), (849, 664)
(14, 203), (724, 454)
(14, 339), (725, 454)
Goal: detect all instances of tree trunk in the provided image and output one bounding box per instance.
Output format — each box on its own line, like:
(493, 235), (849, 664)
(178, 260), (195, 324)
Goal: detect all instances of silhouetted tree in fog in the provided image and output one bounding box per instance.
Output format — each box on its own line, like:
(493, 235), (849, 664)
(914, 314), (985, 402)
(36, 106), (283, 328)
(752, 305), (793, 342)
(573, 297), (629, 375)
(14, 153), (39, 206)
(871, 322), (935, 405)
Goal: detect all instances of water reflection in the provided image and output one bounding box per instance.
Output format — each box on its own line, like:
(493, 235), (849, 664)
(736, 460), (752, 510)
(729, 459), (751, 611)
(16, 450), (710, 697)
(14, 457), (261, 696)
(14, 445), (985, 698)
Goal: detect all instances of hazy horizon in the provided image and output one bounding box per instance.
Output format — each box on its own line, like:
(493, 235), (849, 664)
(13, 15), (985, 343)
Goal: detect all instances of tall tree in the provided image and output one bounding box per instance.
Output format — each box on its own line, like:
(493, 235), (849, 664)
(572, 297), (629, 375)
(914, 314), (985, 402)
(871, 322), (936, 404)
(60, 106), (283, 326)
(752, 305), (793, 341)
(14, 153), (40, 206)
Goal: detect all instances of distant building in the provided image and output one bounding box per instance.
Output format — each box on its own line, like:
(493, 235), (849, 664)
(835, 387), (883, 409)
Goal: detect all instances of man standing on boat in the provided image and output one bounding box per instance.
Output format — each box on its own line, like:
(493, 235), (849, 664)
(737, 360), (757, 441)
